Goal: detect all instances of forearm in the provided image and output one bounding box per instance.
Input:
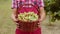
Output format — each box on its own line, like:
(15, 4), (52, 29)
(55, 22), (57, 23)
(39, 7), (46, 21)
(12, 8), (18, 18)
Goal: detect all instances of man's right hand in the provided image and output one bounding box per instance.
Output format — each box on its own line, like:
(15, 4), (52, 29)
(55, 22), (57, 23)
(11, 14), (19, 22)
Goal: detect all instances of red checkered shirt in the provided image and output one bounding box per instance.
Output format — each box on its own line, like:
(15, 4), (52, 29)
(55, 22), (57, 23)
(12, 0), (44, 9)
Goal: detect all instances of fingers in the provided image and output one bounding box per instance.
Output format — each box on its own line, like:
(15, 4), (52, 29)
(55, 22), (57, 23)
(15, 23), (20, 28)
(11, 14), (19, 22)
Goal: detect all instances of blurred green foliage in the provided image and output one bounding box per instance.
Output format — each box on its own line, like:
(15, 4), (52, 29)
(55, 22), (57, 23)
(44, 0), (60, 22)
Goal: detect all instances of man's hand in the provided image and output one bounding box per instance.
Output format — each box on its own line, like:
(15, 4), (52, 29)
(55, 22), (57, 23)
(11, 14), (19, 22)
(37, 18), (43, 22)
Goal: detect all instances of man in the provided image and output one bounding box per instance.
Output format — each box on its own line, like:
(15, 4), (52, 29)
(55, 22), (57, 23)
(11, 0), (46, 34)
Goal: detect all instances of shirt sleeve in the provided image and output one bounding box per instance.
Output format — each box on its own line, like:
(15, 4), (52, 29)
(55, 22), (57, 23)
(11, 0), (17, 9)
(38, 0), (44, 7)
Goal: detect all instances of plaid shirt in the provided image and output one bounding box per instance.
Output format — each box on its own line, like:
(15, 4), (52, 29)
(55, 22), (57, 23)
(12, 0), (44, 9)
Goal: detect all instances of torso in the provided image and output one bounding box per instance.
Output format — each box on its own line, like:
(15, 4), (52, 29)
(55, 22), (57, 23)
(17, 0), (40, 32)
